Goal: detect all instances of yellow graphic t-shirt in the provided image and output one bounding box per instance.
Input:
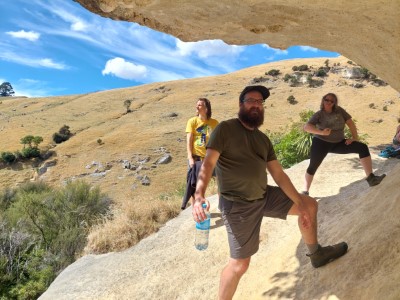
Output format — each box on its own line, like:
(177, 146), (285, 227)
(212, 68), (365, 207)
(186, 117), (219, 158)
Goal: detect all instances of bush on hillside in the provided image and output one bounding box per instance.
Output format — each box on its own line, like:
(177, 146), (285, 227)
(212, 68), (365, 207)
(21, 147), (41, 159)
(283, 74), (300, 87)
(287, 95), (297, 105)
(53, 125), (72, 144)
(266, 69), (280, 76)
(315, 68), (327, 77)
(0, 181), (111, 299)
(292, 64), (309, 72)
(1, 152), (16, 164)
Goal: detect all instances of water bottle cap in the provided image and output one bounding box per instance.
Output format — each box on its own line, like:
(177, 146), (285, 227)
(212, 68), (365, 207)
(202, 203), (207, 209)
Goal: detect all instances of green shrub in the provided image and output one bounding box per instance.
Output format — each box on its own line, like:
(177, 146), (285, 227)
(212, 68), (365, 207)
(53, 125), (72, 144)
(1, 181), (111, 298)
(52, 132), (69, 144)
(297, 64), (309, 71)
(266, 69), (280, 76)
(21, 147), (41, 159)
(284, 74), (299, 87)
(315, 68), (327, 77)
(287, 95), (297, 105)
(267, 110), (314, 169)
(1, 152), (16, 164)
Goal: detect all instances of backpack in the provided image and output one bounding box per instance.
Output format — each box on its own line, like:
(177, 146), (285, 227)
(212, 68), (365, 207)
(379, 146), (400, 158)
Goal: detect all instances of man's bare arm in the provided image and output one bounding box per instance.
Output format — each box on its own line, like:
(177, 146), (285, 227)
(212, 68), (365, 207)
(192, 148), (220, 222)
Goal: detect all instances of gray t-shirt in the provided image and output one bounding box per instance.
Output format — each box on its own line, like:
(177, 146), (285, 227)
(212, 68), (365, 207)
(207, 118), (277, 202)
(308, 106), (352, 143)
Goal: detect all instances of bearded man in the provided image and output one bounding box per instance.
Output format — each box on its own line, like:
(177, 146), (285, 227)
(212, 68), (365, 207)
(192, 85), (348, 300)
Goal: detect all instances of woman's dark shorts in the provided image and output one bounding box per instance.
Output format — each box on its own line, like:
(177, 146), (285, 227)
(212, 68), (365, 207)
(219, 185), (293, 259)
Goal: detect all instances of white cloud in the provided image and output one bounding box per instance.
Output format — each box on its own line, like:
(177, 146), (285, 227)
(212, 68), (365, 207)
(262, 44), (289, 55)
(102, 57), (147, 80)
(299, 46), (319, 52)
(176, 40), (243, 58)
(71, 20), (88, 32)
(0, 51), (67, 69)
(10, 78), (51, 97)
(6, 30), (40, 41)
(38, 58), (66, 69)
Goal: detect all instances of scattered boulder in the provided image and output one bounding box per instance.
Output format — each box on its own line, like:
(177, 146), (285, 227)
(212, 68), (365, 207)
(141, 175), (151, 186)
(156, 154), (172, 164)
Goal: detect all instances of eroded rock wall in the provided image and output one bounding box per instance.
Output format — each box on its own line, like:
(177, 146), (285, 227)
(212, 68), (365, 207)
(74, 0), (400, 92)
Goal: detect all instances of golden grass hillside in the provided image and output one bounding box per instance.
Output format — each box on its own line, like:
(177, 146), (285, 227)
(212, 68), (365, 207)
(0, 56), (399, 254)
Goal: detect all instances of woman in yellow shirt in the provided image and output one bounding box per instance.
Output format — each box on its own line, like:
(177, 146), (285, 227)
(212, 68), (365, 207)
(186, 98), (219, 166)
(182, 98), (219, 209)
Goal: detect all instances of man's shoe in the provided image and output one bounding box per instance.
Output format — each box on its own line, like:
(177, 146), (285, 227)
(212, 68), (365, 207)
(307, 242), (348, 268)
(366, 173), (386, 187)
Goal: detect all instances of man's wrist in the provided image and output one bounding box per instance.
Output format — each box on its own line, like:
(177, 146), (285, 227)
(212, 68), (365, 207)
(194, 195), (203, 203)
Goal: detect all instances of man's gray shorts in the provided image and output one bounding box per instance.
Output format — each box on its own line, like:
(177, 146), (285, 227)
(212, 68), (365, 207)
(219, 185), (294, 259)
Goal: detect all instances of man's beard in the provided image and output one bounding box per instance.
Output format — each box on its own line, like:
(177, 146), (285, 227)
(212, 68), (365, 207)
(238, 106), (264, 128)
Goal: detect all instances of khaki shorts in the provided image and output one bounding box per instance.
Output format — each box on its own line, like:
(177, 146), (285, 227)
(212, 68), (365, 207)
(219, 185), (293, 259)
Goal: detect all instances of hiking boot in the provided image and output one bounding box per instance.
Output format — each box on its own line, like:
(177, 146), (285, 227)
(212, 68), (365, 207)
(366, 173), (386, 187)
(307, 242), (348, 268)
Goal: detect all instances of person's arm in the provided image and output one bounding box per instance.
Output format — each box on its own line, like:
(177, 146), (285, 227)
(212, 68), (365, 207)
(192, 148), (220, 222)
(345, 118), (359, 144)
(266, 160), (311, 229)
(186, 132), (195, 168)
(303, 123), (331, 136)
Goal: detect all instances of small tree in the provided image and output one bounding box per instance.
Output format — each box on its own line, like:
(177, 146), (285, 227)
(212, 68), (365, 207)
(32, 136), (43, 148)
(123, 99), (132, 113)
(0, 82), (15, 97)
(20, 135), (35, 148)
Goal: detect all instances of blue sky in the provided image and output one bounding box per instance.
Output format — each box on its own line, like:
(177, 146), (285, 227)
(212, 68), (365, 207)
(0, 0), (339, 97)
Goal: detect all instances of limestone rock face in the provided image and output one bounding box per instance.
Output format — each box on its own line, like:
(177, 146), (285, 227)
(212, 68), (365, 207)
(74, 0), (400, 92)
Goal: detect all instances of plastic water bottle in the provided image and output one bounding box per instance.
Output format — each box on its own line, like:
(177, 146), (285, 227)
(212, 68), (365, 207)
(194, 203), (211, 251)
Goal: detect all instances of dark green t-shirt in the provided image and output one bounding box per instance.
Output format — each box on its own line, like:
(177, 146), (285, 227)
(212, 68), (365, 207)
(207, 118), (277, 202)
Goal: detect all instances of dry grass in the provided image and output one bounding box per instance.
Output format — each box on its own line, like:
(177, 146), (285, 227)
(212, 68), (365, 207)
(1, 56), (399, 255)
(84, 196), (181, 253)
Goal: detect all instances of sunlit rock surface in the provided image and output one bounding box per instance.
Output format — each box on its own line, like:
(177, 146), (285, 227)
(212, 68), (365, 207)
(74, 0), (400, 92)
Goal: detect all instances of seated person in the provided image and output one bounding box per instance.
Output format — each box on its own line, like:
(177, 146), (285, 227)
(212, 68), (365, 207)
(393, 124), (400, 148)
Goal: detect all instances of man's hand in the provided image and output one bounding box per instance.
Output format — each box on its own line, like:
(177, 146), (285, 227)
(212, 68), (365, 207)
(192, 197), (210, 223)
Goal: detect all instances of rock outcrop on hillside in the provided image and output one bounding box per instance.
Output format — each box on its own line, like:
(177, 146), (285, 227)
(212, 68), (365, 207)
(40, 154), (400, 299)
(75, 0), (400, 92)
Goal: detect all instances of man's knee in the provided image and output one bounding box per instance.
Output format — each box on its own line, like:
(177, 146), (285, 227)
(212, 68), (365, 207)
(303, 195), (318, 215)
(229, 257), (250, 276)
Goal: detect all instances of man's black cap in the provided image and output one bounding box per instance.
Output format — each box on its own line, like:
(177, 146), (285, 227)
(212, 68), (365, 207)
(239, 85), (270, 103)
